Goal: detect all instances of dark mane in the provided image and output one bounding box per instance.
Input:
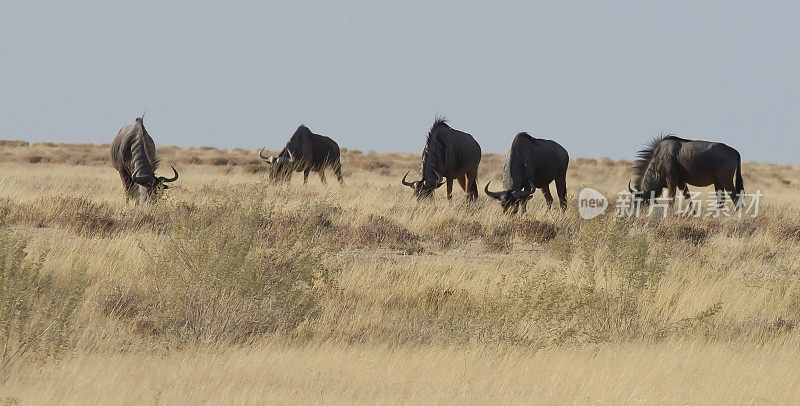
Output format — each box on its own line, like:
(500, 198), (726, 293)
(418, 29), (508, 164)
(632, 133), (675, 189)
(663, 135), (690, 142)
(516, 132), (535, 142)
(421, 116), (449, 177)
(428, 116), (449, 138)
(289, 124), (312, 140)
(131, 116), (160, 172)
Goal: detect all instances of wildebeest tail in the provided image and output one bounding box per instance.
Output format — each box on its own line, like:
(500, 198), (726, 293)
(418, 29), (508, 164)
(734, 153), (744, 195)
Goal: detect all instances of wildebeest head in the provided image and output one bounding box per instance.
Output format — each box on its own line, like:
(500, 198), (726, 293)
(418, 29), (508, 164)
(401, 170), (445, 200)
(135, 166), (179, 200)
(260, 148), (296, 183)
(484, 182), (535, 214)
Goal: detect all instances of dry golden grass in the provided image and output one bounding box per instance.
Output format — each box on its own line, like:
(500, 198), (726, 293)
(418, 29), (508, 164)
(1, 141), (799, 404)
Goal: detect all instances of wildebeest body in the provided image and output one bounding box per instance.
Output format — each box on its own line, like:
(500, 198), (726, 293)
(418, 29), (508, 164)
(630, 135), (743, 207)
(402, 118), (481, 200)
(486, 132), (569, 213)
(261, 125), (343, 185)
(110, 117), (177, 203)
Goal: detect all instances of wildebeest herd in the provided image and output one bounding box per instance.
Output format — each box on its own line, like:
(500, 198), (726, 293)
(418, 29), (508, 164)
(111, 116), (745, 212)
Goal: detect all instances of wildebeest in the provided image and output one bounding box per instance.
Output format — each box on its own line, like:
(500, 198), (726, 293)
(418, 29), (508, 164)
(259, 125), (344, 185)
(628, 134), (744, 209)
(485, 132), (569, 214)
(401, 118), (481, 201)
(110, 117), (178, 203)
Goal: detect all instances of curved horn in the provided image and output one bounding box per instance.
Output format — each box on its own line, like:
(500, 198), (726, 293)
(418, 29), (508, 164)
(401, 171), (415, 187)
(286, 149), (295, 162)
(628, 180), (636, 194)
(159, 166), (179, 183)
(259, 147), (270, 160)
(484, 182), (504, 200)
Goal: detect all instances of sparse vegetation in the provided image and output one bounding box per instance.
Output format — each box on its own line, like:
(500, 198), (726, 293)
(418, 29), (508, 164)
(0, 142), (799, 403)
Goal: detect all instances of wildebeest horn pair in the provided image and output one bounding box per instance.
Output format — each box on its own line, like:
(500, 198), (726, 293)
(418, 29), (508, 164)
(259, 147), (294, 164)
(401, 170), (445, 189)
(484, 182), (535, 200)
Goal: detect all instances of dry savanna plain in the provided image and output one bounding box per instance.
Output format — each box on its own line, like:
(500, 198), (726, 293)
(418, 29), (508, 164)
(1, 140), (800, 404)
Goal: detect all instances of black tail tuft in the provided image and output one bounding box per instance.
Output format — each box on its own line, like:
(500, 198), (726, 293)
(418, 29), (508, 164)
(735, 154), (744, 194)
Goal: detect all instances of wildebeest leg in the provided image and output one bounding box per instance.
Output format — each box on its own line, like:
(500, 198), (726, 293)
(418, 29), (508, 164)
(333, 161), (345, 185)
(678, 183), (694, 214)
(318, 170), (327, 185)
(520, 197), (529, 214)
(666, 180), (677, 208)
(466, 171), (478, 201)
(555, 175), (568, 211)
(119, 171), (138, 203)
(541, 185), (553, 209)
(713, 182), (725, 208)
(456, 175), (467, 192)
(446, 178), (454, 200)
(303, 168), (310, 185)
(722, 179), (743, 211)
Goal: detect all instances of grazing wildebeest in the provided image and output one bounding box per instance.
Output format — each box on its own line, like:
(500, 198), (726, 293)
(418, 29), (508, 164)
(110, 117), (178, 203)
(485, 132), (569, 214)
(401, 118), (481, 201)
(628, 134), (744, 209)
(259, 125), (344, 185)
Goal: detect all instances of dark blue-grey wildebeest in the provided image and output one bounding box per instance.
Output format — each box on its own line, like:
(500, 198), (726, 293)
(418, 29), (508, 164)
(402, 117), (482, 201)
(485, 132), (569, 213)
(628, 134), (744, 209)
(260, 125), (344, 185)
(110, 117), (178, 203)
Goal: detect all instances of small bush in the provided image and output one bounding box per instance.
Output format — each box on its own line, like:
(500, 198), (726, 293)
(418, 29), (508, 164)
(516, 219), (558, 244)
(483, 223), (514, 253)
(0, 140), (29, 148)
(242, 163), (266, 174)
(99, 285), (142, 319)
(186, 155), (203, 165)
(777, 223), (800, 241)
(0, 197), (117, 235)
(426, 217), (483, 249)
(137, 199), (328, 344)
(657, 222), (712, 245)
(206, 156), (229, 166)
(354, 158), (390, 172)
(343, 215), (420, 252)
(26, 154), (47, 164)
(260, 203), (339, 245)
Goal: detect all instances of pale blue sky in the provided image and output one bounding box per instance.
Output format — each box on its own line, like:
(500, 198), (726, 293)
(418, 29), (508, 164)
(2, 2), (799, 163)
